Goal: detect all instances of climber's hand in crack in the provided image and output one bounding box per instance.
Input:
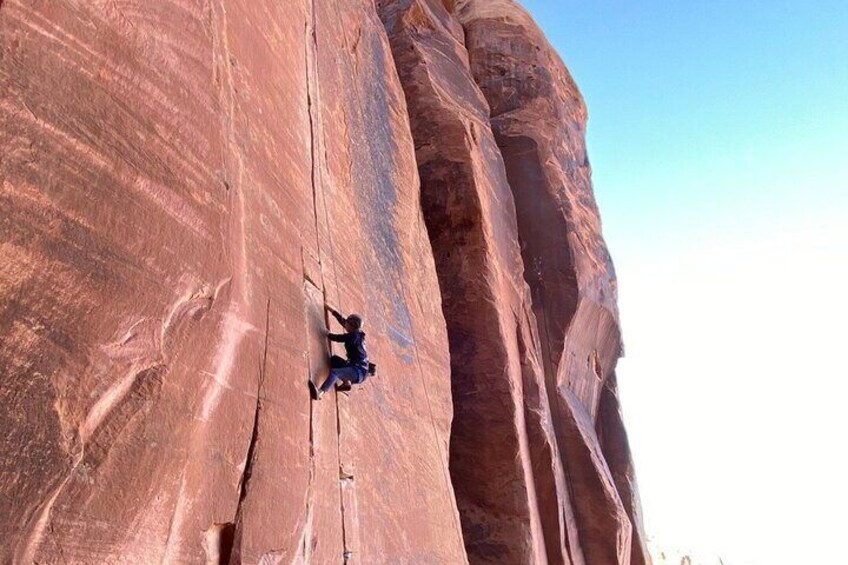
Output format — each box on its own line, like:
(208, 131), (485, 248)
(324, 303), (341, 319)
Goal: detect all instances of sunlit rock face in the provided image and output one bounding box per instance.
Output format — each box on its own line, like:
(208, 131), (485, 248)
(1, 2), (460, 563)
(1, 0), (645, 563)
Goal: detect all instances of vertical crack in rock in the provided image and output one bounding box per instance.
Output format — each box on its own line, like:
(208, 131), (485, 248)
(305, 20), (324, 265)
(322, 0), (464, 557)
(306, 0), (342, 326)
(211, 0), (249, 298)
(156, 3), (256, 561)
(334, 396), (350, 563)
(301, 367), (317, 562)
(343, 0), (465, 551)
(311, 1), (347, 560)
(299, 278), (323, 563)
(228, 298), (271, 564)
(307, 0), (352, 560)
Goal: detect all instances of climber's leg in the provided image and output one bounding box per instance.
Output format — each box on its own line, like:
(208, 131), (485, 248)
(319, 365), (360, 393)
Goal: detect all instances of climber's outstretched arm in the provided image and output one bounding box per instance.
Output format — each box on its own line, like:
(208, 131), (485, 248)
(325, 304), (346, 326)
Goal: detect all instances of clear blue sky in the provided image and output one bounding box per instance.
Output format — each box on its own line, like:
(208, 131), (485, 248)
(520, 2), (848, 563)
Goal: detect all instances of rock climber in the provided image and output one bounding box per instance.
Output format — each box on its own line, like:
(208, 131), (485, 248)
(311, 305), (371, 400)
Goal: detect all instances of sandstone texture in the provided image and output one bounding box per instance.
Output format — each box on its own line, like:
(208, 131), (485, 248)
(454, 1), (649, 563)
(380, 1), (576, 563)
(1, 0), (646, 563)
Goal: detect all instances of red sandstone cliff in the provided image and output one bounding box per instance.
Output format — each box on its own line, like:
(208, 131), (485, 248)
(0, 0), (646, 563)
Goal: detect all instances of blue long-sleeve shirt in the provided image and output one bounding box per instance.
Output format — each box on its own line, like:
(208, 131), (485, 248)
(328, 310), (368, 369)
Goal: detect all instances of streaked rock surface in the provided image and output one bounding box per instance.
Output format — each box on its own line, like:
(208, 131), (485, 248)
(1, 1), (462, 563)
(380, 1), (578, 563)
(1, 0), (646, 563)
(454, 1), (648, 563)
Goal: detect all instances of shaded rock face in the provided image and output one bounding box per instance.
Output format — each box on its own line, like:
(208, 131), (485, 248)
(0, 1), (645, 564)
(383, 0), (650, 564)
(379, 1), (576, 563)
(599, 374), (651, 565)
(452, 2), (649, 565)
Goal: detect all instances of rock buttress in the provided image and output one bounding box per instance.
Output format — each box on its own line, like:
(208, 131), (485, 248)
(0, 0), (465, 563)
(451, 1), (649, 564)
(0, 0), (647, 562)
(379, 1), (583, 563)
(598, 374), (651, 565)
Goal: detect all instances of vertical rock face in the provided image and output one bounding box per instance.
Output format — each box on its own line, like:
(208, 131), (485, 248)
(1, 1), (464, 563)
(598, 374), (651, 565)
(382, 0), (649, 564)
(379, 1), (577, 563)
(449, 1), (649, 564)
(1, 0), (646, 564)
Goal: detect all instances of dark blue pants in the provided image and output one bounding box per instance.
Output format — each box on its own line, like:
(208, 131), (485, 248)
(320, 356), (365, 392)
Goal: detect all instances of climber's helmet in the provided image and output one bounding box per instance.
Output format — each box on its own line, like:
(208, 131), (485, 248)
(345, 314), (364, 331)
